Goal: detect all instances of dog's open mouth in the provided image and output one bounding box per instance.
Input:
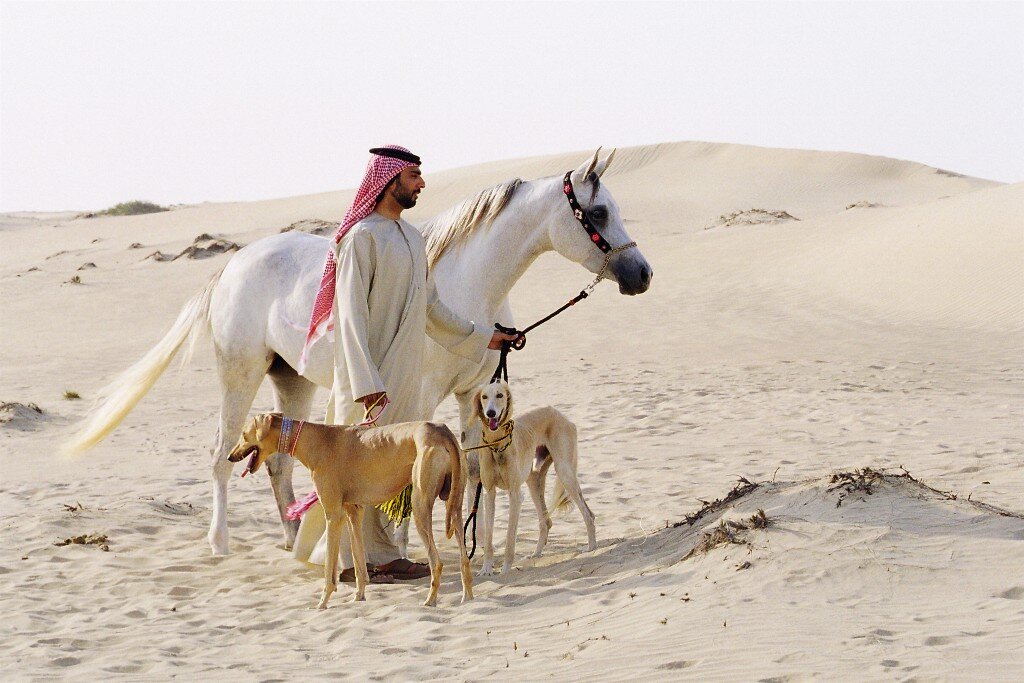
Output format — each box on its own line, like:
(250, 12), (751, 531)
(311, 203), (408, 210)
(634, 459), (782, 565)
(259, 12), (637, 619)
(240, 446), (259, 478)
(487, 418), (499, 431)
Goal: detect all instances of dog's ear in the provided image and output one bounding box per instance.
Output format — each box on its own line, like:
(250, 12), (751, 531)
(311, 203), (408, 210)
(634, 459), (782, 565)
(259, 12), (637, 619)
(500, 380), (514, 424)
(471, 387), (487, 423)
(255, 413), (274, 441)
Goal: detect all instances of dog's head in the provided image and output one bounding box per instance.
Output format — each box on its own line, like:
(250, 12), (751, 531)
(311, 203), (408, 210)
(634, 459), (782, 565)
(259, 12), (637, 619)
(227, 413), (278, 476)
(473, 378), (513, 432)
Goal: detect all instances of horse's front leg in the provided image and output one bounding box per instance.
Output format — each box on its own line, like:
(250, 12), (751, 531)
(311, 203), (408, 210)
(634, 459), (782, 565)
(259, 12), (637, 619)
(393, 518), (410, 559)
(266, 453), (299, 549)
(456, 389), (484, 519)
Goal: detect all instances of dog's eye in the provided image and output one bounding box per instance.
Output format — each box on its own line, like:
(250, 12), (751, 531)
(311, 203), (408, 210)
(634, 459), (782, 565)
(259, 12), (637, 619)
(497, 393), (504, 398)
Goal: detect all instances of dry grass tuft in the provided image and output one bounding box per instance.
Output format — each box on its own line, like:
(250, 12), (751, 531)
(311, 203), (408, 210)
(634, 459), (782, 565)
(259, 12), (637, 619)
(675, 477), (759, 528)
(828, 467), (885, 507)
(683, 509), (770, 560)
(54, 533), (110, 551)
(63, 390), (81, 400)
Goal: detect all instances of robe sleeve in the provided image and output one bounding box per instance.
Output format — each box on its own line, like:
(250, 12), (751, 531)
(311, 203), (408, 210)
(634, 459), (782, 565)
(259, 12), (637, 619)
(425, 275), (492, 363)
(333, 229), (386, 402)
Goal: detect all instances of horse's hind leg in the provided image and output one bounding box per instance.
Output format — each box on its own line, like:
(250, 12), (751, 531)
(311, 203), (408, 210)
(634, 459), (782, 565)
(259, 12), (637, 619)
(209, 352), (269, 556)
(267, 356), (316, 550)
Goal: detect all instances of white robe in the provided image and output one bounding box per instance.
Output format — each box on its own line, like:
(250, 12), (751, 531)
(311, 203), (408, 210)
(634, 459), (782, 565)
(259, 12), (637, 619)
(293, 212), (491, 567)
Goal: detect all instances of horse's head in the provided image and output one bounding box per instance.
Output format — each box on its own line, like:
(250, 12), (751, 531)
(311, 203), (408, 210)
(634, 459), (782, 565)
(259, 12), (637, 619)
(545, 149), (652, 296)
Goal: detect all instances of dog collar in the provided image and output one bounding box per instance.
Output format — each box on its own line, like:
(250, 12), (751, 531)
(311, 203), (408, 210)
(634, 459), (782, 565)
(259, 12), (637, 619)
(278, 417), (305, 457)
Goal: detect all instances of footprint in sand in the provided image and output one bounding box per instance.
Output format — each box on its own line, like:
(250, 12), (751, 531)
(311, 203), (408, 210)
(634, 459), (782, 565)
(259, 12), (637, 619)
(997, 586), (1024, 600)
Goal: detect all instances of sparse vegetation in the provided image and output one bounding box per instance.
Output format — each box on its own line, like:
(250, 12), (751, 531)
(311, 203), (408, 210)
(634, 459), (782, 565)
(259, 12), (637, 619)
(63, 390), (81, 400)
(67, 275), (82, 284)
(683, 509), (770, 560)
(675, 476), (760, 528)
(54, 533), (110, 551)
(99, 201), (168, 216)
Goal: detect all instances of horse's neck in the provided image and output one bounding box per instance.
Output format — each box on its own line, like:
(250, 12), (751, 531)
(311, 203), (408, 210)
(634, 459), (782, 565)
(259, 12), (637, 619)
(437, 180), (557, 317)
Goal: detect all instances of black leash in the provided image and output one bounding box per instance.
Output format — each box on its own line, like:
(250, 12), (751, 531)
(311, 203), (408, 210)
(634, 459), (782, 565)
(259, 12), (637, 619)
(464, 481), (483, 559)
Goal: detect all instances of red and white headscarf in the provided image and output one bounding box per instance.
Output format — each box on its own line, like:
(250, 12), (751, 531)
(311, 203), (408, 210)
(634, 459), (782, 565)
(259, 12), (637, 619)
(297, 145), (420, 373)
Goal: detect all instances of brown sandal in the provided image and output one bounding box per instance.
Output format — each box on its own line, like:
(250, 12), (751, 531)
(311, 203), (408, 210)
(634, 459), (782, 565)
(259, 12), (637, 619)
(373, 559), (431, 580)
(338, 565), (397, 584)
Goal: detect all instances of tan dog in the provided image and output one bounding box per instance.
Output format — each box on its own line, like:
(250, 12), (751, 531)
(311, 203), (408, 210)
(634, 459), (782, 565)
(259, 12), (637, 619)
(470, 379), (597, 575)
(228, 413), (473, 608)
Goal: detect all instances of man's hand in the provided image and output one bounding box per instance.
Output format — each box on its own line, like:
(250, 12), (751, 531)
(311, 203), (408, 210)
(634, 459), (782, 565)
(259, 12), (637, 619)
(358, 392), (387, 411)
(488, 331), (520, 350)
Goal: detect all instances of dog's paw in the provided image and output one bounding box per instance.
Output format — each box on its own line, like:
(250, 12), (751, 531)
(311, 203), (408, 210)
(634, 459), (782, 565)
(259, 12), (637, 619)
(478, 565), (496, 577)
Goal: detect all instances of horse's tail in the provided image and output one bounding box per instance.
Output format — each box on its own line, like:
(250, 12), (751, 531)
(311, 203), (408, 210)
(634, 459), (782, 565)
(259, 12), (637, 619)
(441, 425), (465, 540)
(63, 269), (222, 455)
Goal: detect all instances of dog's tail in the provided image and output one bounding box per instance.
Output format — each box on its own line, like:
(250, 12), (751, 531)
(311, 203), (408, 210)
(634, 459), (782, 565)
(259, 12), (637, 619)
(440, 425), (465, 539)
(548, 477), (574, 517)
(63, 269), (221, 455)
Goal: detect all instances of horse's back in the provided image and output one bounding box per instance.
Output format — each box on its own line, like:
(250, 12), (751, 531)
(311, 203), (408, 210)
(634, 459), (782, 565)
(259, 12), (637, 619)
(211, 231), (332, 362)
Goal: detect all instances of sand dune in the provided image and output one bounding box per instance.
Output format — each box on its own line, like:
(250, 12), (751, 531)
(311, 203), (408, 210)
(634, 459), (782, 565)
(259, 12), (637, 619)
(1, 141), (1022, 678)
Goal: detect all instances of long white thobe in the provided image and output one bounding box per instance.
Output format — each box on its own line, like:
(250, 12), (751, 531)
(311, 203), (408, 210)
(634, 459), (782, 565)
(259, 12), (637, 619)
(292, 212), (491, 567)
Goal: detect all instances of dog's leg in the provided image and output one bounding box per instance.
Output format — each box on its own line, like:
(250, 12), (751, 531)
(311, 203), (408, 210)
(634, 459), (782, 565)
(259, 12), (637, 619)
(345, 504), (368, 602)
(480, 487), (497, 576)
(413, 493), (443, 607)
(526, 471), (550, 558)
(318, 507), (345, 610)
(502, 486), (523, 575)
(267, 360), (316, 550)
(209, 356), (267, 556)
(552, 452), (597, 552)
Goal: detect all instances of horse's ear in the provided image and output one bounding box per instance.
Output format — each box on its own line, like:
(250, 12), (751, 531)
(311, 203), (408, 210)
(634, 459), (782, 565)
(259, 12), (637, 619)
(595, 148), (617, 178)
(572, 148), (602, 184)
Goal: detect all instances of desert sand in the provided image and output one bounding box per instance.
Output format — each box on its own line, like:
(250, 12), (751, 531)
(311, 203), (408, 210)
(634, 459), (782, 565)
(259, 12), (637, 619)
(1, 142), (1022, 679)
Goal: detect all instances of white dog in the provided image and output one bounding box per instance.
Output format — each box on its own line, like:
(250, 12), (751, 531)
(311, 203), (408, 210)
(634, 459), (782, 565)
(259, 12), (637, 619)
(469, 378), (597, 575)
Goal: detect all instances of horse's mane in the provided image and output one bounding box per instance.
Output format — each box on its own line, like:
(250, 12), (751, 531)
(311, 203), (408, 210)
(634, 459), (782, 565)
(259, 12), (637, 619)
(422, 178), (524, 268)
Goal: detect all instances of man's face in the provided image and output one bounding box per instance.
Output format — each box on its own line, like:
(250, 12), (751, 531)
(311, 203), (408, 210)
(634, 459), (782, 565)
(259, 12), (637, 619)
(390, 166), (425, 209)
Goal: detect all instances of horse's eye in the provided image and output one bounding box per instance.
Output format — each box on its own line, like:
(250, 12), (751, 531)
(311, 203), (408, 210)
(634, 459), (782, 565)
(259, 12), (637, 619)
(589, 206), (608, 222)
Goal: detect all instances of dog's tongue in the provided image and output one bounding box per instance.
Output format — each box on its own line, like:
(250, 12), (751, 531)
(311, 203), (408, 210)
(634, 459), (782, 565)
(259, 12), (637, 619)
(488, 418), (499, 431)
(241, 448), (258, 478)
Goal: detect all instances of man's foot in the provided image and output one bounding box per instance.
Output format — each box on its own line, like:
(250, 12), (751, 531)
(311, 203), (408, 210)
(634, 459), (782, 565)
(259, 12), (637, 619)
(339, 564), (396, 584)
(374, 558), (430, 580)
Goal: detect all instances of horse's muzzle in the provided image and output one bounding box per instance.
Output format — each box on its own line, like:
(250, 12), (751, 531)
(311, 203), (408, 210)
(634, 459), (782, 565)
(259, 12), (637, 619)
(613, 259), (653, 296)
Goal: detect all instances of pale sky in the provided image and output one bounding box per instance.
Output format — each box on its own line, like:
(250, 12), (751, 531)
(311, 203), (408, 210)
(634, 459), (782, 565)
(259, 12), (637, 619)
(1, 1), (1021, 212)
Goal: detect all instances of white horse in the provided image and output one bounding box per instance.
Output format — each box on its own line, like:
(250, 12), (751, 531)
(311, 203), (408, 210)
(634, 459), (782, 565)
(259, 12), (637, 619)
(66, 149), (652, 556)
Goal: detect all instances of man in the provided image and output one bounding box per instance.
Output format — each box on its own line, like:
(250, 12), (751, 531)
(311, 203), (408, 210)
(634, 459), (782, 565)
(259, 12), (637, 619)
(292, 145), (516, 581)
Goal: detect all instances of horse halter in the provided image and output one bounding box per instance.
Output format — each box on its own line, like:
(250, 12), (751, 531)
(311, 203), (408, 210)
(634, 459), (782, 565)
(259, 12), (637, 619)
(562, 171), (637, 256)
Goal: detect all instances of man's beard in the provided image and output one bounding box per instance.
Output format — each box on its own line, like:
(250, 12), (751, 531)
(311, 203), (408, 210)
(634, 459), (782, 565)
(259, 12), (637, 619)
(392, 184), (418, 209)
